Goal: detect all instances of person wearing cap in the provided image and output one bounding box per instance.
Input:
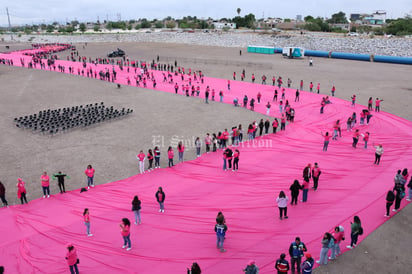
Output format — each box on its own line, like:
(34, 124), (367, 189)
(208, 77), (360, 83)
(243, 260), (259, 274)
(275, 253), (289, 273)
(65, 243), (79, 274)
(289, 237), (307, 274)
(301, 252), (314, 274)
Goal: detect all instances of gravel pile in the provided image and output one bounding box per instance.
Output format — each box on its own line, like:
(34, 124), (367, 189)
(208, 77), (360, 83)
(2, 32), (411, 57)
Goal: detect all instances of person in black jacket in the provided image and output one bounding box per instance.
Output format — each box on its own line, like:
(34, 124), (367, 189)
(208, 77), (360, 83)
(0, 181), (8, 207)
(52, 171), (70, 193)
(385, 190), (395, 217)
(290, 180), (302, 205)
(393, 183), (405, 212)
(155, 187), (166, 213)
(132, 195), (142, 224)
(258, 119), (264, 136)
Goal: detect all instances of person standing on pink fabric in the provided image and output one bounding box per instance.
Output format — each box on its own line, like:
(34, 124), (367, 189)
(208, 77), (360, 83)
(155, 187), (166, 213)
(65, 243), (79, 274)
(276, 191), (289, 220)
(85, 164), (95, 189)
(312, 163), (322, 190)
(120, 218), (132, 251)
(232, 149), (240, 171)
(17, 178), (28, 204)
(167, 146), (174, 167)
(375, 98), (383, 112)
(83, 208), (93, 236)
(41, 171), (50, 198)
(136, 150), (146, 174)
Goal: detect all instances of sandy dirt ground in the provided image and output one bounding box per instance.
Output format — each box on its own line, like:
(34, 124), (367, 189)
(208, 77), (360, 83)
(0, 41), (411, 273)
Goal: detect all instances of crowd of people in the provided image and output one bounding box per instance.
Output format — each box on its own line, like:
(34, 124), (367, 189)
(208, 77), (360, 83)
(0, 44), (409, 274)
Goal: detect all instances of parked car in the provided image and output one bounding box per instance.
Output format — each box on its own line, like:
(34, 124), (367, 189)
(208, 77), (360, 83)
(107, 48), (125, 57)
(348, 32), (359, 37)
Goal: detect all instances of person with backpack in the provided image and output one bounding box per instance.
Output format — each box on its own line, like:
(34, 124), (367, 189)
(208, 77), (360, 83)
(393, 182), (405, 212)
(243, 260), (259, 274)
(214, 218), (227, 252)
(301, 253), (314, 274)
(347, 216), (362, 249)
(275, 253), (289, 274)
(385, 190), (395, 217)
(316, 232), (333, 265)
(288, 237), (307, 274)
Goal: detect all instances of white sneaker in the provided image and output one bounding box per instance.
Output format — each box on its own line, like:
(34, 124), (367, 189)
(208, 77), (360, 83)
(88, 234), (93, 237)
(91, 185), (95, 187)
(126, 247), (132, 251)
(134, 222), (137, 225)
(87, 186), (90, 189)
(384, 215), (390, 217)
(42, 195), (45, 198)
(159, 209), (162, 212)
(161, 209), (164, 213)
(346, 245), (353, 249)
(392, 209), (398, 212)
(47, 195), (50, 198)
(406, 198), (411, 202)
(122, 245), (127, 249)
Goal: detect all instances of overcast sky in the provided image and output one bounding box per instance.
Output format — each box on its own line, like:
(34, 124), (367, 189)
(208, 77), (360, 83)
(1, 0), (411, 26)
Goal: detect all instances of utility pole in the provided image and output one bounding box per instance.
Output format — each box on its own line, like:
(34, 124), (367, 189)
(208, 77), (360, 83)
(6, 7), (13, 40)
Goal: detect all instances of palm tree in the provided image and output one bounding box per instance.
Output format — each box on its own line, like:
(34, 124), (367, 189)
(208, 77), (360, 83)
(237, 8), (241, 16)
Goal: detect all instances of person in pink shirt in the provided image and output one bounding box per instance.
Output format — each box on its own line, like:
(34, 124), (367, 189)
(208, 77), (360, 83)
(147, 149), (154, 171)
(351, 94), (356, 107)
(312, 163), (322, 190)
(352, 129), (360, 148)
(317, 83), (320, 94)
(41, 171), (50, 198)
(205, 133), (212, 152)
(177, 141), (185, 162)
(375, 98), (383, 112)
(266, 101), (271, 115)
(85, 165), (95, 189)
(257, 92), (262, 104)
(17, 178), (28, 204)
(362, 132), (370, 149)
(136, 150), (146, 174)
(167, 146), (174, 167)
(331, 85), (336, 96)
(321, 132), (330, 152)
(272, 118), (279, 134)
(330, 226), (345, 259)
(83, 208), (93, 236)
(65, 243), (79, 274)
(120, 218), (132, 251)
(232, 149), (240, 171)
(221, 129), (229, 148)
(368, 97), (373, 111)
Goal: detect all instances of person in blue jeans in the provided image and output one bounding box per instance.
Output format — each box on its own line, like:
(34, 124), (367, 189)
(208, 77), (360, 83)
(317, 232), (333, 265)
(215, 220), (227, 252)
(288, 237), (307, 274)
(155, 187), (166, 213)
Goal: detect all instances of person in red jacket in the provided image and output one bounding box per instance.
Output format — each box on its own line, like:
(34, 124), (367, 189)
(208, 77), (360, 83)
(65, 243), (79, 274)
(275, 253), (290, 273)
(272, 118), (279, 134)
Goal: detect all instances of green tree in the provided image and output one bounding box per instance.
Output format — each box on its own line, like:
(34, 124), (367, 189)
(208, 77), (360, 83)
(155, 22), (163, 28)
(93, 24), (100, 32)
(385, 17), (412, 35)
(79, 23), (86, 32)
(328, 11), (348, 24)
(46, 25), (55, 33)
(135, 24), (141, 30)
(140, 19), (151, 28)
(166, 21), (176, 29)
(304, 15), (315, 22)
(284, 18), (291, 22)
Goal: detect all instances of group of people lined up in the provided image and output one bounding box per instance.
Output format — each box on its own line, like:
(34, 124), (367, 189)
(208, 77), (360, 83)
(2, 166), (94, 206)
